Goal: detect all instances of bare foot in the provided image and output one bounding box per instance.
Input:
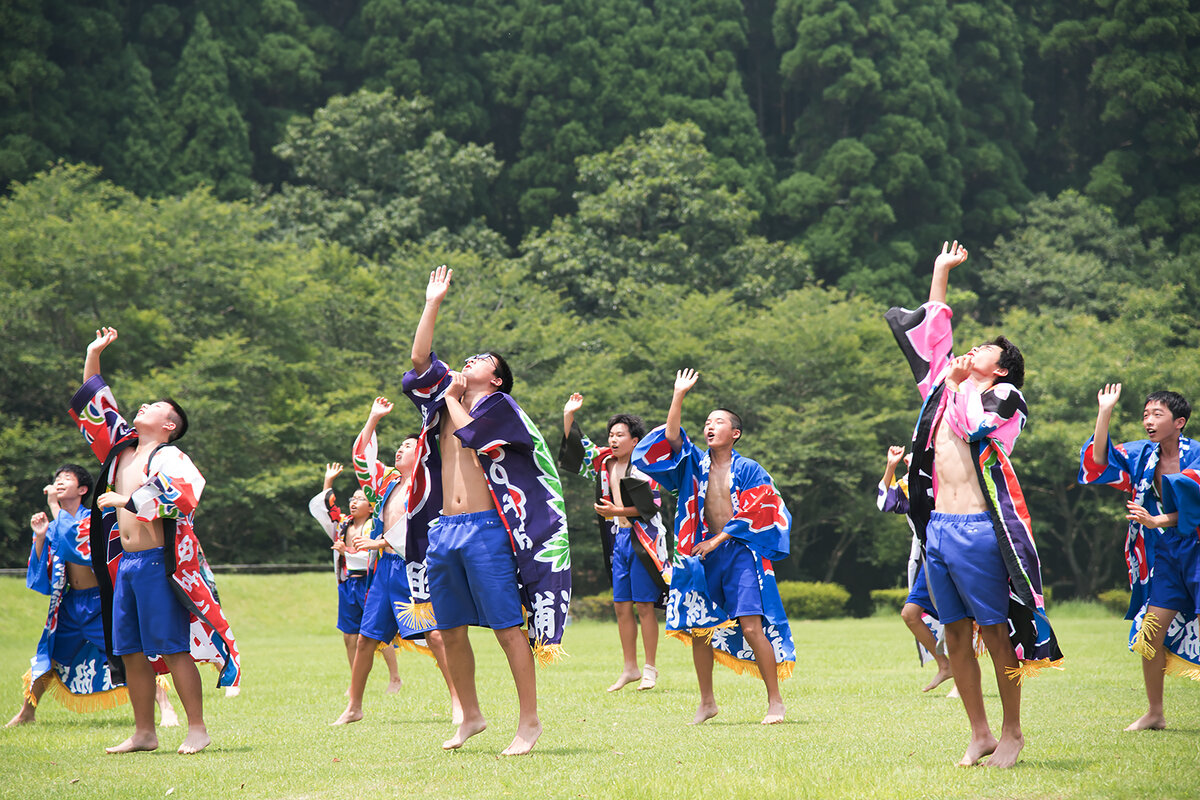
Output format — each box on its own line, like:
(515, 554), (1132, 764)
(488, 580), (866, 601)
(177, 726), (210, 755)
(451, 700), (465, 726)
(6, 706), (35, 727)
(637, 665), (658, 691)
(224, 686), (241, 698)
(956, 734), (998, 766)
(1124, 712), (1166, 731)
(501, 719), (542, 756)
(922, 665), (953, 693)
(607, 669), (641, 692)
(159, 704), (180, 728)
(442, 716), (487, 750)
(330, 707), (364, 726)
(689, 703), (719, 725)
(986, 732), (1024, 768)
(761, 700), (785, 725)
(106, 733), (158, 754)
(386, 677), (403, 695)
(946, 684), (961, 700)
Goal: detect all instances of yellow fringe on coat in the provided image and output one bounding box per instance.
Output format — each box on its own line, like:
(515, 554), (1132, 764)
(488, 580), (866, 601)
(666, 628), (795, 681)
(1002, 658), (1065, 686)
(396, 601), (437, 630)
(1164, 652), (1200, 682)
(22, 668), (131, 713)
(1131, 613), (1161, 660)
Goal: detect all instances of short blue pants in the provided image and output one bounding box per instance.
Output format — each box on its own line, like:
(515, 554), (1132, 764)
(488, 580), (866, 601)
(612, 528), (660, 603)
(925, 511), (1009, 627)
(51, 586), (106, 664)
(112, 547), (190, 657)
(427, 510), (524, 631)
(359, 552), (422, 642)
(1148, 530), (1200, 616)
(336, 573), (370, 634)
(702, 538), (763, 620)
(905, 563), (937, 619)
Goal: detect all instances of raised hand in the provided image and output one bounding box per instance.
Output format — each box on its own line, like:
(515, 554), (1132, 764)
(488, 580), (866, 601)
(934, 240), (968, 272)
(425, 265), (453, 304)
(564, 393), (584, 416)
(886, 446), (906, 469)
(445, 371), (467, 401)
(324, 463), (343, 482)
(30, 512), (49, 536)
(88, 326), (119, 355)
(370, 396), (394, 419)
(674, 368), (699, 395)
(1097, 383), (1122, 413)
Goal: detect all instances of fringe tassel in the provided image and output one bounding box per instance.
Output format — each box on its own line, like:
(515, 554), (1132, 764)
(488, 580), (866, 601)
(396, 601), (437, 630)
(24, 669), (131, 713)
(1003, 658), (1066, 686)
(393, 636), (434, 659)
(532, 642), (569, 667)
(1163, 652), (1200, 682)
(665, 630), (794, 680)
(1131, 613), (1160, 660)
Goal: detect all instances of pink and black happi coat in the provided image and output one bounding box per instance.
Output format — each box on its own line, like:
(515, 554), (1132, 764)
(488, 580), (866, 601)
(886, 301), (1062, 676)
(70, 375), (241, 688)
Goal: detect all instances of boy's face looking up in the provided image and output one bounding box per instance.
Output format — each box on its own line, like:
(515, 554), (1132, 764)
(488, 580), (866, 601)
(348, 489), (371, 520)
(53, 470), (86, 502)
(966, 343), (1007, 384)
(704, 410), (740, 449)
(134, 401), (180, 439)
(461, 353), (502, 393)
(607, 422), (639, 459)
(394, 438), (419, 476)
(1143, 400), (1186, 443)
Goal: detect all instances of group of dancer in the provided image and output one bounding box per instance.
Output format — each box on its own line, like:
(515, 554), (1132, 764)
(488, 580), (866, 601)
(9, 243), (1200, 766)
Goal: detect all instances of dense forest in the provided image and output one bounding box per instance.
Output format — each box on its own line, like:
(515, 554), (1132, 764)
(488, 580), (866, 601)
(2, 1), (1198, 604)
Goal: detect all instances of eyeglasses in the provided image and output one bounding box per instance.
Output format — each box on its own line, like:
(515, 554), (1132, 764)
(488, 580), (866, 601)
(464, 353), (496, 368)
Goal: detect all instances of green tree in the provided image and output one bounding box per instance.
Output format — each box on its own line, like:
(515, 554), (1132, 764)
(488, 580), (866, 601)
(103, 45), (177, 196)
(270, 88), (505, 261)
(521, 121), (809, 316)
(0, 0), (66, 187)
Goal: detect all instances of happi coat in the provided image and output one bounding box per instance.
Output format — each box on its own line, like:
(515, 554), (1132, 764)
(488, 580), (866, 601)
(1079, 435), (1200, 679)
(559, 420), (673, 601)
(70, 375), (241, 688)
(886, 300), (1062, 680)
(633, 425), (795, 679)
(403, 353), (571, 664)
(24, 505), (130, 710)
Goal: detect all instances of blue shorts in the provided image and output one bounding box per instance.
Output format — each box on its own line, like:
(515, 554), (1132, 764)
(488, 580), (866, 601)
(51, 586), (106, 664)
(925, 512), (1009, 626)
(359, 553), (418, 642)
(702, 538), (764, 620)
(905, 563), (937, 618)
(336, 573), (370, 634)
(612, 528), (660, 603)
(112, 548), (190, 658)
(1148, 531), (1200, 616)
(427, 510), (524, 631)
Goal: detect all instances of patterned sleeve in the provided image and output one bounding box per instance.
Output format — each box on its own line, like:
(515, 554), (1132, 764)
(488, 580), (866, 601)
(558, 420), (604, 481)
(402, 352), (452, 420)
(942, 381), (1028, 455)
(877, 481), (910, 515)
(68, 374), (135, 463)
(351, 428), (396, 506)
(631, 425), (701, 494)
(124, 446), (205, 521)
(724, 459), (791, 561)
(307, 490), (340, 543)
(1162, 470), (1200, 536)
(1078, 435), (1137, 493)
(25, 530), (52, 595)
(455, 392), (534, 454)
(885, 301), (955, 401)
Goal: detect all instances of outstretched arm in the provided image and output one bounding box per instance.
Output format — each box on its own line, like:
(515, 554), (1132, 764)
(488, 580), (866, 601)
(1091, 384), (1121, 468)
(83, 327), (118, 383)
(411, 265), (452, 374)
(665, 369), (698, 454)
(322, 463), (343, 492)
(928, 240), (968, 305)
(563, 393), (583, 438)
(359, 397), (392, 447)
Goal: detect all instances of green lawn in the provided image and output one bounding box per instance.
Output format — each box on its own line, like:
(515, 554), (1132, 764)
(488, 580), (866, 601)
(2, 574), (1198, 800)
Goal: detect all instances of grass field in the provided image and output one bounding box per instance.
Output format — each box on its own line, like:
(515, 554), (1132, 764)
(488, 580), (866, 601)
(2, 574), (1199, 800)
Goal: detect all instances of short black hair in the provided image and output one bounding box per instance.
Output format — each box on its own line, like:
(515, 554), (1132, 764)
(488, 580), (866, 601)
(485, 351), (514, 395)
(161, 397), (189, 442)
(715, 407), (743, 440)
(54, 464), (93, 503)
(1145, 391), (1191, 427)
(607, 413), (646, 441)
(989, 336), (1024, 390)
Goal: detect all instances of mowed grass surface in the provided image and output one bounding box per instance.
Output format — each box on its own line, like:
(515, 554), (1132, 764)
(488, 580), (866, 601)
(2, 573), (1199, 800)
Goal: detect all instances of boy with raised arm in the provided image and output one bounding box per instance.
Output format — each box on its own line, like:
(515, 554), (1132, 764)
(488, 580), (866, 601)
(327, 397), (460, 726)
(8, 466), (177, 727)
(560, 393), (672, 692)
(632, 369), (793, 725)
(404, 266), (570, 756)
(886, 241), (1061, 768)
(307, 463), (403, 701)
(1079, 385), (1200, 729)
(876, 446), (955, 695)
(71, 327), (240, 755)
